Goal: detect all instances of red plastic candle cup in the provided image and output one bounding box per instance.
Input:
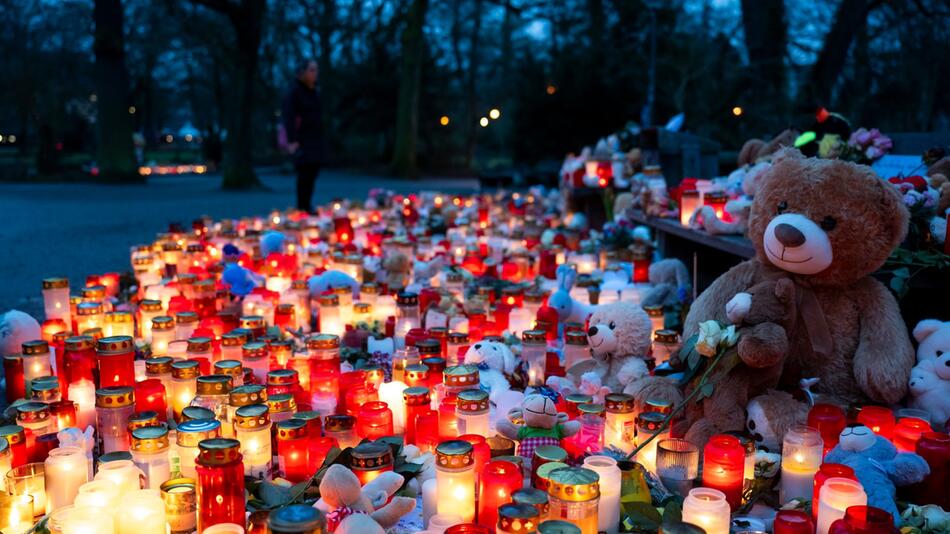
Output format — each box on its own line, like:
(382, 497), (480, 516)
(439, 396), (459, 439)
(633, 256), (650, 283)
(310, 436), (338, 470)
(828, 505), (894, 534)
(195, 438), (246, 532)
(460, 434), (491, 475)
(422, 357), (446, 388)
(813, 463), (856, 522)
(403, 387), (431, 446)
(344, 385), (377, 417)
(856, 406), (895, 440)
(96, 336), (136, 388)
(415, 410), (441, 453)
(893, 417), (932, 452)
(539, 248), (557, 280)
(477, 460), (522, 528)
(49, 400), (77, 431)
(64, 335), (96, 385)
(339, 370), (368, 397)
(702, 434), (745, 509)
(311, 367), (339, 406)
(267, 369), (300, 397)
(356, 401), (394, 440)
(808, 403), (847, 455)
(275, 419), (311, 483)
(134, 379), (168, 422)
(3, 356), (26, 404)
(405, 328), (429, 350)
(912, 432), (950, 508)
(404, 364), (430, 389)
(774, 509), (815, 534)
(188, 357), (211, 375)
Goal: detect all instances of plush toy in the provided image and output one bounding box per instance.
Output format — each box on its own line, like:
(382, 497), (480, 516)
(222, 263), (263, 297)
(908, 319), (950, 430)
(547, 265), (597, 326)
(410, 256), (445, 290)
(315, 464), (416, 534)
(462, 340), (517, 404)
(547, 371), (612, 404)
(737, 129), (799, 167)
(613, 193), (636, 223)
(0, 310), (41, 357)
(308, 270), (359, 301)
(381, 252), (413, 291)
(260, 230), (286, 257)
(913, 319), (950, 371)
(824, 424), (930, 523)
(688, 199), (753, 235)
(641, 258), (691, 309)
(496, 393), (580, 467)
(745, 390), (810, 452)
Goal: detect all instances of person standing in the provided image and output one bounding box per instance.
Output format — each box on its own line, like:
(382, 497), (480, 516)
(282, 59), (324, 212)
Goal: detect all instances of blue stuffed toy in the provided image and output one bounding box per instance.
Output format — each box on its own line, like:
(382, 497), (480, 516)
(824, 424), (930, 523)
(222, 262), (262, 297)
(307, 270), (359, 299)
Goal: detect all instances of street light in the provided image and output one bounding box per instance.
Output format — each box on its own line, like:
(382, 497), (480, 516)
(546, 85), (557, 95)
(732, 106), (743, 117)
(440, 116), (450, 126)
(129, 106), (136, 114)
(489, 108), (500, 120)
(479, 117), (489, 127)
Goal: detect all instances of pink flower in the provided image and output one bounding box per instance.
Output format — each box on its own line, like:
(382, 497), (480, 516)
(852, 128), (872, 146)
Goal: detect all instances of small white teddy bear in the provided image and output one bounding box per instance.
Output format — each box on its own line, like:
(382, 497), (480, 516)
(909, 319), (950, 430)
(462, 340), (517, 403)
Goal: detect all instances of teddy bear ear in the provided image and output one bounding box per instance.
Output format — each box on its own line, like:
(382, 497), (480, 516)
(913, 319), (945, 343)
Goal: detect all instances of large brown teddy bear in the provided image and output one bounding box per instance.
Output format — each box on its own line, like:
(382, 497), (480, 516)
(646, 149), (914, 445)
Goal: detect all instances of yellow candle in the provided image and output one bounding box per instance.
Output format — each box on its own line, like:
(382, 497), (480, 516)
(779, 426), (823, 504)
(0, 494), (34, 533)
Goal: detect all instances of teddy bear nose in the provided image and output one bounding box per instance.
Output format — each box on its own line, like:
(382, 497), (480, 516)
(474, 344), (481, 350)
(587, 326), (598, 337)
(775, 223), (806, 247)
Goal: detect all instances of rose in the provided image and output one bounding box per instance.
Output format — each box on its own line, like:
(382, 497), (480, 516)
(720, 324), (739, 348)
(695, 320), (722, 357)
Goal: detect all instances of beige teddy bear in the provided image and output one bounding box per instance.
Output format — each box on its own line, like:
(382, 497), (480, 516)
(315, 463), (416, 533)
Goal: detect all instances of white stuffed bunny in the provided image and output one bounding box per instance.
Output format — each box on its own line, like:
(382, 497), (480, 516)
(547, 265), (596, 327)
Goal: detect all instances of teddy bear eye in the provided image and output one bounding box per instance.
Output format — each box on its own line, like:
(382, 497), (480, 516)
(748, 419), (756, 431)
(608, 321), (616, 330)
(820, 216), (837, 231)
(777, 201), (788, 214)
(937, 350), (944, 357)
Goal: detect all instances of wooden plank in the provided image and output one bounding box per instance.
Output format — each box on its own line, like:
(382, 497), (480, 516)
(624, 208), (755, 259)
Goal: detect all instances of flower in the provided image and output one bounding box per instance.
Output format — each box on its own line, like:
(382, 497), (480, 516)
(818, 134), (843, 159)
(720, 324), (739, 348)
(695, 320), (722, 357)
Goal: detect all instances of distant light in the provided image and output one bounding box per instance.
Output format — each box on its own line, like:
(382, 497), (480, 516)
(479, 117), (489, 127)
(89, 94), (97, 102)
(184, 134), (193, 142)
(439, 115), (450, 126)
(546, 85), (556, 95)
(731, 106), (743, 117)
(489, 108), (501, 120)
(8, 135), (15, 143)
(164, 134), (173, 143)
(128, 106), (136, 114)
(0, 135), (4, 143)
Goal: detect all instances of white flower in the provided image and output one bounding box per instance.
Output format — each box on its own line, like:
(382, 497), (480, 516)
(720, 324), (739, 348)
(696, 320), (722, 357)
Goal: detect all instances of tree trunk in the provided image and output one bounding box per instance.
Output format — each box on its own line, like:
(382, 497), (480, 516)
(221, 0), (265, 189)
(740, 0), (787, 120)
(463, 0), (483, 169)
(318, 0), (336, 158)
(801, 0), (870, 108)
(391, 0), (429, 177)
(93, 0), (140, 182)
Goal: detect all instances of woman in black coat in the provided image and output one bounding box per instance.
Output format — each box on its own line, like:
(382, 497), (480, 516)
(282, 60), (324, 212)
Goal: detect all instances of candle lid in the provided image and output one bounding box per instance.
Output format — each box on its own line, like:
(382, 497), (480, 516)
(30, 376), (60, 401)
(196, 374), (232, 395)
(457, 389), (489, 414)
(187, 337), (212, 353)
(307, 334), (340, 350)
(318, 293), (339, 306)
(448, 332), (469, 344)
(605, 393), (635, 414)
(96, 386), (135, 408)
(636, 411), (666, 432)
(197, 438), (241, 465)
(106, 311), (133, 324)
(234, 404), (270, 429)
(128, 411), (161, 431)
(533, 445), (568, 463)
(645, 398), (674, 415)
(176, 312), (199, 325)
(176, 419), (222, 446)
(643, 305), (664, 317)
(139, 299), (163, 312)
(429, 327), (448, 339)
(325, 415), (355, 432)
(405, 364), (430, 383)
(267, 369), (299, 386)
(0, 437), (8, 458)
(0, 426), (25, 445)
(267, 393), (297, 413)
(564, 331), (588, 346)
(170, 360), (201, 380)
(353, 302), (372, 315)
(436, 439), (474, 468)
(214, 359), (243, 379)
(243, 341), (268, 359)
(522, 330), (546, 343)
(65, 335), (95, 351)
(151, 316), (175, 331)
(230, 384), (268, 407)
(270, 340), (294, 356)
(276, 303), (295, 316)
(220, 332), (245, 347)
(443, 365), (479, 387)
(546, 466), (600, 502)
(275, 418), (308, 440)
(654, 329), (679, 343)
(131, 424), (170, 451)
(415, 339), (441, 355)
(193, 279), (215, 294)
(240, 315), (265, 329)
(351, 441), (394, 470)
(422, 356), (446, 372)
(181, 405), (216, 423)
(51, 329), (72, 344)
(360, 364), (385, 383)
(268, 504), (326, 533)
(16, 401), (50, 422)
(498, 503), (539, 532)
(82, 285), (107, 299)
(360, 282), (379, 295)
(538, 520), (581, 534)
(512, 487), (549, 509)
(403, 387), (431, 406)
(704, 191), (727, 201)
(96, 335), (134, 354)
(396, 292), (418, 306)
(146, 357), (174, 374)
(21, 339), (50, 356)
(99, 451), (133, 464)
(43, 277), (69, 289)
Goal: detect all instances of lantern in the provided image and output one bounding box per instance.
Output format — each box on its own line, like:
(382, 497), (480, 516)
(350, 441), (394, 486)
(779, 425), (824, 504)
(701, 435), (744, 510)
(195, 439), (246, 532)
(435, 440), (476, 523)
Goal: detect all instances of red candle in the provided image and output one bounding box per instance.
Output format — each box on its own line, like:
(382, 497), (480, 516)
(775, 510), (815, 534)
(828, 505), (895, 534)
(267, 369), (301, 397)
(403, 387), (430, 446)
(893, 417), (931, 452)
(814, 463), (856, 522)
(357, 401), (394, 440)
(808, 403), (847, 455)
(96, 336), (136, 388)
(275, 419), (311, 483)
(536, 306), (559, 341)
(405, 328), (429, 350)
(344, 385), (377, 417)
(274, 304), (295, 330)
(350, 441), (394, 486)
(857, 406), (895, 439)
(439, 396), (459, 439)
(460, 434), (491, 475)
(477, 460), (522, 528)
(134, 379), (168, 422)
(311, 367), (339, 410)
(41, 319), (68, 343)
(195, 438), (246, 532)
(415, 410), (441, 453)
(64, 335), (96, 386)
(2, 356), (25, 404)
(422, 357), (446, 388)
(704, 191), (728, 220)
(310, 436), (338, 470)
(34, 433), (59, 463)
(405, 364), (430, 388)
(339, 370), (368, 412)
(0, 426), (27, 467)
(632, 255), (650, 284)
(702, 434), (745, 509)
(539, 248), (557, 279)
(912, 432), (950, 508)
(49, 400), (77, 431)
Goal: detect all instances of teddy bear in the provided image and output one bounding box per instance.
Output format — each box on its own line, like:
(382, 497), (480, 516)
(547, 265), (598, 328)
(745, 389), (810, 452)
(908, 319), (950, 430)
(641, 258), (691, 309)
(824, 424), (930, 523)
(736, 129), (799, 167)
(496, 393), (580, 467)
(546, 371), (611, 404)
(380, 252), (413, 291)
(462, 340), (517, 404)
(315, 463), (416, 534)
(0, 310), (40, 357)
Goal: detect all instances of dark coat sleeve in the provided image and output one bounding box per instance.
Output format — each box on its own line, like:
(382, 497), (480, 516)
(282, 88), (298, 144)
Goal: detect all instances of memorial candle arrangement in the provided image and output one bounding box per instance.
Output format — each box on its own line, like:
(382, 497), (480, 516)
(435, 440), (477, 523)
(779, 425), (824, 504)
(701, 434), (744, 510)
(195, 438), (246, 532)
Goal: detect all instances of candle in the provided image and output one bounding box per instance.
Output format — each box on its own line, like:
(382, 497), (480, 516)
(309, 436), (337, 470)
(813, 463), (856, 522)
(3, 355), (26, 404)
(522, 330), (547, 386)
(97, 336), (136, 387)
(893, 417), (932, 452)
(234, 404), (272, 480)
(643, 305), (664, 336)
(135, 379), (168, 423)
(497, 503), (540, 534)
(0, 437), (11, 477)
(267, 503), (326, 533)
(5, 462), (47, 516)
(446, 332), (469, 366)
(192, 374), (233, 427)
(912, 432), (950, 508)
(456, 389), (490, 437)
(827, 505), (894, 534)
(422, 477), (438, 528)
(634, 411), (669, 473)
(62, 505), (115, 534)
(69, 379), (97, 431)
(44, 447), (89, 511)
(379, 381), (408, 434)
(679, 190), (700, 226)
(325, 415), (358, 449)
(477, 460), (522, 528)
(816, 477), (867, 534)
(73, 479), (120, 511)
(583, 456), (621, 534)
(808, 403), (847, 456)
(780, 425), (824, 504)
(75, 302), (104, 334)
(856, 406), (895, 440)
(170, 360), (200, 422)
(130, 426), (172, 489)
(774, 510), (815, 534)
(0, 493), (34, 534)
(161, 477), (197, 534)
(21, 340), (52, 396)
(96, 386), (136, 454)
(150, 316), (175, 356)
(350, 441), (394, 486)
(545, 467), (600, 534)
(436, 440), (476, 522)
(175, 419), (221, 478)
(356, 401), (394, 440)
(701, 434), (744, 510)
(195, 438), (246, 532)
(276, 419), (311, 482)
(43, 278), (71, 324)
(568, 404), (605, 457)
(604, 394), (636, 454)
(242, 342), (270, 384)
(682, 488), (730, 534)
(95, 458), (145, 496)
(117, 489), (167, 534)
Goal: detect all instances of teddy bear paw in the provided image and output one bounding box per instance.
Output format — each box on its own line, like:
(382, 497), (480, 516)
(725, 292), (751, 324)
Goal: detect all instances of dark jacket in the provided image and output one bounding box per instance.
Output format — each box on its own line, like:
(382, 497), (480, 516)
(282, 80), (324, 165)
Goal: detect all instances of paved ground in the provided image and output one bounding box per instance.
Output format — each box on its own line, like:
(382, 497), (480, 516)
(0, 169), (479, 317)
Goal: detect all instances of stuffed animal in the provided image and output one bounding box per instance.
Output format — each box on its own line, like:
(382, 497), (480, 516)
(410, 256), (445, 290)
(824, 424), (930, 523)
(913, 319), (950, 372)
(745, 390), (810, 452)
(0, 310), (41, 357)
(613, 193), (636, 223)
(547, 265), (597, 327)
(260, 230), (286, 257)
(688, 199), (752, 235)
(496, 393), (580, 467)
(462, 340), (517, 404)
(381, 252), (413, 291)
(737, 129), (799, 167)
(222, 263), (263, 297)
(308, 270), (360, 299)
(641, 258), (691, 309)
(315, 464), (416, 534)
(908, 359), (950, 431)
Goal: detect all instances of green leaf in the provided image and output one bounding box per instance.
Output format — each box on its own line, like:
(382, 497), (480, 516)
(258, 480), (294, 507)
(699, 383), (715, 398)
(660, 495), (683, 524)
(894, 267), (911, 278)
(889, 276), (906, 294)
(622, 501), (663, 532)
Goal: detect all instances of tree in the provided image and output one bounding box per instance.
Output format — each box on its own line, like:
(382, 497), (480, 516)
(800, 0), (874, 109)
(392, 0), (429, 177)
(191, 0), (265, 189)
(94, 0), (140, 182)
(740, 0), (788, 129)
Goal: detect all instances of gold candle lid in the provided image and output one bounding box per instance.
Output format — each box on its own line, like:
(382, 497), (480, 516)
(396, 292), (418, 306)
(353, 302), (372, 315)
(636, 411), (666, 432)
(435, 440), (474, 469)
(230, 384), (268, 407)
(146, 357), (173, 375)
(325, 415), (355, 433)
(106, 311), (133, 324)
(270, 340), (294, 357)
(546, 467), (600, 502)
(65, 335), (95, 351)
(139, 299), (163, 312)
(275, 418), (308, 440)
(214, 359), (243, 379)
(42, 277), (69, 289)
(350, 441), (394, 471)
(307, 334), (340, 350)
(267, 393), (297, 413)
(176, 312), (199, 325)
(243, 341), (268, 359)
(447, 332), (469, 344)
(654, 329), (679, 343)
(96, 386), (135, 408)
(171, 360), (200, 379)
(275, 303), (295, 316)
(405, 364), (430, 384)
(21, 340), (50, 356)
(161, 477), (197, 514)
(196, 374), (232, 396)
(151, 316), (174, 331)
(534, 462), (569, 492)
(240, 315), (265, 329)
(645, 398), (674, 415)
(131, 424), (169, 451)
(30, 377), (60, 402)
(291, 279), (309, 291)
(267, 369), (299, 386)
(605, 393), (635, 414)
(193, 279), (215, 294)
(524, 290), (546, 304)
(16, 401), (50, 422)
(221, 332), (245, 347)
(643, 305), (664, 317)
(403, 387), (431, 406)
(234, 403), (270, 429)
(197, 438), (241, 466)
(176, 419), (221, 447)
(360, 282), (379, 295)
(181, 406), (216, 423)
(128, 411), (161, 432)
(415, 339), (441, 355)
(82, 285), (106, 300)
(522, 330), (547, 343)
(497, 503), (539, 534)
(533, 445), (567, 463)
(443, 365), (479, 388)
(578, 403), (605, 417)
(0, 426), (25, 445)
(318, 294), (339, 306)
(97, 335), (134, 354)
(51, 330), (73, 345)
(565, 331), (588, 346)
(187, 337), (212, 353)
(565, 393), (593, 406)
(457, 389), (489, 414)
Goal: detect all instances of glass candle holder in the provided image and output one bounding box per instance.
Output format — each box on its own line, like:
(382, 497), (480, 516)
(446, 332), (469, 366)
(497, 503), (540, 534)
(96, 386), (136, 454)
(275, 419), (311, 483)
(268, 503), (326, 534)
(44, 446), (89, 512)
(191, 374), (233, 426)
(175, 418), (221, 478)
(131, 425), (172, 489)
(96, 335), (136, 388)
(234, 404), (272, 480)
(170, 360), (200, 422)
(176, 313), (200, 341)
(827, 505), (894, 534)
(325, 415), (358, 449)
(74, 479), (120, 511)
(306, 334), (341, 373)
(817, 478), (867, 534)
(813, 464), (856, 522)
(43, 277), (71, 323)
(4, 355), (26, 404)
(7, 462), (47, 516)
(161, 477), (197, 534)
(521, 330), (547, 386)
(391, 346), (420, 383)
(912, 432), (950, 508)
(436, 440), (476, 523)
(317, 294), (344, 337)
(21, 340), (52, 398)
(893, 417), (932, 453)
(634, 411), (669, 473)
(512, 487), (550, 523)
(356, 401), (394, 440)
(242, 341), (270, 384)
(0, 426), (28, 469)
(682, 488), (730, 534)
(138, 300), (163, 342)
(135, 379), (168, 423)
(546, 466), (600, 534)
(456, 389), (490, 437)
(62, 505), (114, 534)
(268, 340), (295, 369)
(150, 316), (175, 356)
(701, 434), (744, 510)
(215, 359), (244, 390)
(195, 438), (246, 532)
(643, 305), (664, 337)
(220, 333), (244, 361)
(569, 404), (605, 457)
(94, 458), (145, 496)
(76, 301), (105, 334)
(0, 437), (11, 477)
(116, 489), (166, 534)
(780, 425), (824, 504)
(774, 510), (815, 534)
(856, 406), (895, 440)
(378, 381), (408, 435)
(267, 393), (298, 424)
(0, 493), (34, 534)
(583, 456), (621, 534)
(476, 460), (522, 528)
(604, 394), (636, 454)
(16, 402), (53, 457)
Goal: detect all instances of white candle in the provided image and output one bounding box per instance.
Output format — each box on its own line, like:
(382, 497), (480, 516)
(378, 381), (408, 434)
(816, 477), (866, 534)
(62, 506), (115, 534)
(117, 489), (166, 534)
(779, 425), (823, 504)
(68, 379), (97, 430)
(682, 488), (730, 534)
(73, 480), (120, 512)
(94, 459), (143, 496)
(422, 477), (438, 528)
(44, 447), (90, 511)
(507, 307), (533, 337)
(584, 455), (621, 534)
(202, 524), (245, 534)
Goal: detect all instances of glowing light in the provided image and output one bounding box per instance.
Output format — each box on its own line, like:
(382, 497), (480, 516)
(164, 134), (173, 143)
(184, 134), (193, 142)
(479, 117), (489, 127)
(272, 215), (281, 225)
(489, 108), (501, 120)
(89, 94), (97, 102)
(128, 106), (136, 114)
(440, 115), (450, 126)
(598, 177), (608, 187)
(7, 135), (14, 143)
(732, 106), (743, 116)
(546, 85), (557, 95)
